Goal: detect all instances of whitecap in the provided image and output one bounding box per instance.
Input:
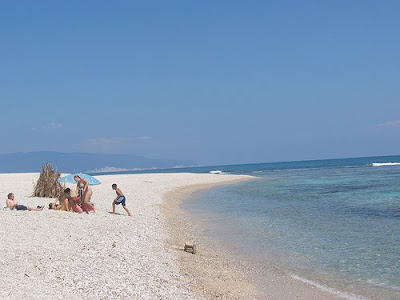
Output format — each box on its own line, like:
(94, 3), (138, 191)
(372, 162), (400, 167)
(209, 170), (223, 174)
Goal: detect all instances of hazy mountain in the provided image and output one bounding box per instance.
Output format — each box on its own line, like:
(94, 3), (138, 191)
(0, 152), (196, 173)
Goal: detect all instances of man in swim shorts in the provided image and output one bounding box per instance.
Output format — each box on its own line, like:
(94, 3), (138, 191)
(112, 184), (132, 216)
(6, 193), (43, 211)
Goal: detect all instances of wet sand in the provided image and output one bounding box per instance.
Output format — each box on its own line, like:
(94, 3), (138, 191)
(163, 179), (349, 300)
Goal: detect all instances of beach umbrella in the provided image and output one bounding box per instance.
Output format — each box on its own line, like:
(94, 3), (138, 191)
(59, 172), (101, 185)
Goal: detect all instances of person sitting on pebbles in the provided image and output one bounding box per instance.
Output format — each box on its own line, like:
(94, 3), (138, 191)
(6, 193), (43, 211)
(49, 188), (74, 211)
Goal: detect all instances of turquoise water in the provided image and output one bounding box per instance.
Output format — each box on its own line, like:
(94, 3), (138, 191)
(183, 157), (400, 299)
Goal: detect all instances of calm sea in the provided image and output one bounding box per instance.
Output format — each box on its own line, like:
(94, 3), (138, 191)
(98, 155), (400, 299)
(180, 156), (400, 300)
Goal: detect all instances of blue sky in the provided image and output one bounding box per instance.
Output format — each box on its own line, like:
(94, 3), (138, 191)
(1, 1), (399, 165)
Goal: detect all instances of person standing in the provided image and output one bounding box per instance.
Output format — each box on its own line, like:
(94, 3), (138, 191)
(111, 184), (132, 216)
(74, 175), (95, 213)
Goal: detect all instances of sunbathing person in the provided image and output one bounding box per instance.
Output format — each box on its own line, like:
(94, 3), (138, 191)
(49, 188), (74, 211)
(48, 202), (61, 210)
(6, 193), (43, 211)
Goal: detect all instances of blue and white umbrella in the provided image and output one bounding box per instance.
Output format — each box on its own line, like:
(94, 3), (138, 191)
(59, 172), (101, 185)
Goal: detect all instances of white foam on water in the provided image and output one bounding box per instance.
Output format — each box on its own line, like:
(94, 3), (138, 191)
(371, 162), (400, 167)
(209, 170), (223, 174)
(289, 273), (369, 300)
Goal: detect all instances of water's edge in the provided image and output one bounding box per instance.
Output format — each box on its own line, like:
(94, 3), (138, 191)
(164, 177), (352, 300)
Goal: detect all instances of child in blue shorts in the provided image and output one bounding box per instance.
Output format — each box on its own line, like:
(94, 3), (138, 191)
(112, 184), (132, 216)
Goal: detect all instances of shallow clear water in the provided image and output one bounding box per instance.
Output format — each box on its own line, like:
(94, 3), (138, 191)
(183, 161), (400, 299)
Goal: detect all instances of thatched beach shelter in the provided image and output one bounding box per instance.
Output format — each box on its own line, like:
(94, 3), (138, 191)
(32, 163), (64, 198)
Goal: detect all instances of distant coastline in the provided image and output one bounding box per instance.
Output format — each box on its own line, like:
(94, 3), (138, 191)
(0, 152), (399, 176)
(0, 151), (196, 173)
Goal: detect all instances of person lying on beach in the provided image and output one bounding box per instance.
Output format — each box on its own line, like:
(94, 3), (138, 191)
(74, 175), (96, 213)
(112, 184), (132, 216)
(49, 188), (74, 211)
(49, 202), (61, 210)
(6, 193), (43, 211)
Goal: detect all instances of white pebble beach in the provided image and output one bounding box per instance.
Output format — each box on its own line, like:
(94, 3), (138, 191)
(0, 173), (345, 300)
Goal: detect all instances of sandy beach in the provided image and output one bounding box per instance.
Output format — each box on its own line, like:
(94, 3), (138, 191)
(1, 172), (346, 299)
(163, 178), (351, 300)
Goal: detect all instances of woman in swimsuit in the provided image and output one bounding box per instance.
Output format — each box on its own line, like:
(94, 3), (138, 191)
(74, 175), (95, 213)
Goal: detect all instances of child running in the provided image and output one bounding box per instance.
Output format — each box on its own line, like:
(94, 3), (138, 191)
(112, 184), (132, 216)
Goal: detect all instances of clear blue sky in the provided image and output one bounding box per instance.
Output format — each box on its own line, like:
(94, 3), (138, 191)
(1, 1), (399, 165)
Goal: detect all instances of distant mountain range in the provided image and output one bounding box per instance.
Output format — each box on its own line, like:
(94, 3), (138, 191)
(0, 152), (196, 173)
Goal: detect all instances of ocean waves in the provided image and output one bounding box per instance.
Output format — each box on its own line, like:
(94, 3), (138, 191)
(372, 162), (400, 167)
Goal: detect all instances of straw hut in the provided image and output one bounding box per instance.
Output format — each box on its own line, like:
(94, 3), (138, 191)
(33, 163), (64, 197)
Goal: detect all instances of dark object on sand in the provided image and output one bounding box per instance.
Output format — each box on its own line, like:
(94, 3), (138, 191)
(184, 242), (196, 254)
(32, 163), (64, 198)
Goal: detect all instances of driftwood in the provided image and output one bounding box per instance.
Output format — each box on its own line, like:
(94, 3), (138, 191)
(32, 163), (64, 198)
